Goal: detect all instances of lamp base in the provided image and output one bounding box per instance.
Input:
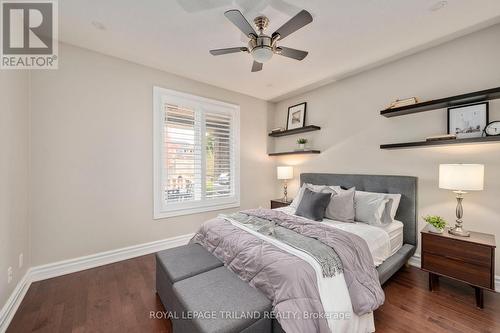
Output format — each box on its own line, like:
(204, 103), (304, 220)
(448, 225), (470, 237)
(448, 191), (470, 237)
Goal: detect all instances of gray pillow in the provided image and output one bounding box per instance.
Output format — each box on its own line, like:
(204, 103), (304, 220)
(325, 187), (356, 222)
(295, 188), (332, 221)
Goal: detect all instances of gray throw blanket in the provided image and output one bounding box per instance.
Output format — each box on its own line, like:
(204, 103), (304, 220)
(191, 208), (385, 333)
(224, 212), (343, 278)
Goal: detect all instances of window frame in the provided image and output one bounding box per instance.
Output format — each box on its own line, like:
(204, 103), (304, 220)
(153, 86), (240, 219)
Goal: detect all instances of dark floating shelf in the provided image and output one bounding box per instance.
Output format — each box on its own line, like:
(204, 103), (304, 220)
(268, 149), (321, 156)
(268, 125), (321, 137)
(380, 86), (500, 118)
(380, 136), (500, 150)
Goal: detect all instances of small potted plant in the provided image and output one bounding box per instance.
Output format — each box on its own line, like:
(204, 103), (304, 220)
(297, 138), (308, 150)
(423, 215), (447, 234)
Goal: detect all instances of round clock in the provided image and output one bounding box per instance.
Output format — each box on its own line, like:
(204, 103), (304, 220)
(484, 121), (500, 136)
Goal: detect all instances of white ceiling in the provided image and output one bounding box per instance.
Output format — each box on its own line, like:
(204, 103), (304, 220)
(59, 0), (500, 101)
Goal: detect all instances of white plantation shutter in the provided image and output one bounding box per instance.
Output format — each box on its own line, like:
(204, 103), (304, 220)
(153, 87), (240, 218)
(164, 104), (202, 204)
(205, 111), (233, 200)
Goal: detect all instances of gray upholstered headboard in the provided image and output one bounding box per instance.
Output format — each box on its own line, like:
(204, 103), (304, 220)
(300, 173), (418, 246)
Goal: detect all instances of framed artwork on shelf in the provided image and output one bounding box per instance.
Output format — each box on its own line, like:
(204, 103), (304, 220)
(286, 102), (307, 130)
(448, 102), (489, 139)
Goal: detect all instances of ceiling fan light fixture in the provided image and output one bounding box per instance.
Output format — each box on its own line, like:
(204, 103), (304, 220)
(251, 46), (273, 63)
(209, 9), (313, 71)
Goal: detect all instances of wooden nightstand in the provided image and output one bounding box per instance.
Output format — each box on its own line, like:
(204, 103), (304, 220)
(270, 199), (292, 209)
(421, 225), (496, 308)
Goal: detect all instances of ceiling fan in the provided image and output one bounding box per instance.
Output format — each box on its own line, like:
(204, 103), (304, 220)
(209, 9), (313, 72)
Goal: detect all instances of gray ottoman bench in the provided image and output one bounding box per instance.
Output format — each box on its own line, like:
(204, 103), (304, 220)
(156, 245), (273, 333)
(156, 243), (224, 284)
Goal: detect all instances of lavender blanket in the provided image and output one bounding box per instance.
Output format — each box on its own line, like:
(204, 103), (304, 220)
(191, 208), (384, 332)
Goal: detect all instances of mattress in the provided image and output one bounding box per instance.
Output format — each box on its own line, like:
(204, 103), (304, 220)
(277, 206), (404, 266)
(380, 219), (404, 256)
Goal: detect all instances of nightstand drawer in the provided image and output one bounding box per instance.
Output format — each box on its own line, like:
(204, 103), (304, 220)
(422, 252), (492, 289)
(422, 233), (491, 267)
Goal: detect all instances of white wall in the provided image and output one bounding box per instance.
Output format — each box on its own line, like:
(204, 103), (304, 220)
(271, 24), (500, 273)
(0, 71), (30, 307)
(29, 43), (274, 266)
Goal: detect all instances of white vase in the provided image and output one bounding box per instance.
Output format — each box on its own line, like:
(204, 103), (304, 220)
(427, 224), (444, 234)
(298, 143), (305, 150)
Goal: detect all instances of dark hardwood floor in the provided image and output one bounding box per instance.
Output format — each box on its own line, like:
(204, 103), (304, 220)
(7, 254), (500, 333)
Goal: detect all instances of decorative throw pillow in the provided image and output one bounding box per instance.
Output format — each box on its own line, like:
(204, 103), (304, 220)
(295, 189), (332, 221)
(325, 187), (356, 222)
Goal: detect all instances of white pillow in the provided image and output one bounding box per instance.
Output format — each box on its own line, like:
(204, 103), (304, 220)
(354, 193), (388, 225)
(290, 183), (340, 209)
(385, 194), (401, 220)
(354, 190), (401, 225)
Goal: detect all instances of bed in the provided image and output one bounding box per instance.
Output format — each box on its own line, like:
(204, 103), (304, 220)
(298, 173), (418, 285)
(158, 173), (418, 333)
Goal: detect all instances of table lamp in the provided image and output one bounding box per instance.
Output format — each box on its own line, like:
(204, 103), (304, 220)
(277, 166), (293, 202)
(439, 164), (484, 237)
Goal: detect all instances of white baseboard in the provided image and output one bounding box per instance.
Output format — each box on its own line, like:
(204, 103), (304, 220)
(0, 233), (193, 332)
(0, 271), (31, 333)
(407, 254), (422, 268)
(29, 233), (194, 282)
(407, 254), (500, 292)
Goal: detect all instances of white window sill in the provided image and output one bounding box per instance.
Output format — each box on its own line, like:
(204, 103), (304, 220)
(154, 201), (240, 219)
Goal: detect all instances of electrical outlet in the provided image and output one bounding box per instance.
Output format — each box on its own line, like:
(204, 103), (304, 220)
(19, 253), (23, 268)
(7, 267), (13, 284)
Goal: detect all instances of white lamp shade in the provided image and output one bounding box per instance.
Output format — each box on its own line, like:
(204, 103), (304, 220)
(277, 166), (293, 180)
(439, 164), (484, 191)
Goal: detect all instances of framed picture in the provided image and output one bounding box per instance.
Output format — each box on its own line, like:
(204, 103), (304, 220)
(447, 102), (489, 139)
(286, 102), (307, 130)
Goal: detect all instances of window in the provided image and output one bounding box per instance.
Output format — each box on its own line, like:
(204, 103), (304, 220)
(153, 87), (240, 218)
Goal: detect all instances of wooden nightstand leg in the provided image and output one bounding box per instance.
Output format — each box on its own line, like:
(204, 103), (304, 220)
(428, 273), (439, 291)
(474, 287), (484, 308)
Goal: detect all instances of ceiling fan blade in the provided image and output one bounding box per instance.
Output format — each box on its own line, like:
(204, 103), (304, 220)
(224, 10), (258, 38)
(277, 46), (308, 60)
(251, 61), (263, 72)
(209, 47), (248, 55)
(272, 10), (313, 40)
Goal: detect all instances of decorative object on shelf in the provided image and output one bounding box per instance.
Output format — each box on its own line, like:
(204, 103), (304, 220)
(448, 102), (489, 139)
(286, 102), (307, 130)
(483, 121), (500, 136)
(423, 215), (447, 234)
(425, 134), (456, 142)
(387, 97), (418, 109)
(271, 127), (285, 133)
(296, 138), (308, 150)
(380, 86), (500, 117)
(439, 164), (484, 237)
(277, 166), (293, 202)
